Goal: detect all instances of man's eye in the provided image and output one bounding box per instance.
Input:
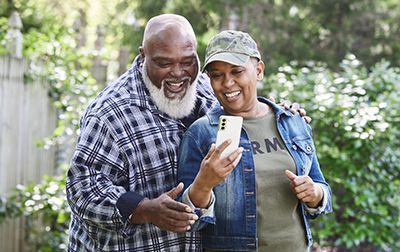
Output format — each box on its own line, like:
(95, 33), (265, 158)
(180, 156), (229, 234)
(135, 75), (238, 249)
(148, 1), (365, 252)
(181, 60), (194, 67)
(157, 62), (172, 68)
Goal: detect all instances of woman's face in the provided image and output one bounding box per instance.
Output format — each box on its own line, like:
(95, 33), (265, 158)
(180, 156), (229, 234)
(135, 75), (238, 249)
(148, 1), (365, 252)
(207, 58), (264, 117)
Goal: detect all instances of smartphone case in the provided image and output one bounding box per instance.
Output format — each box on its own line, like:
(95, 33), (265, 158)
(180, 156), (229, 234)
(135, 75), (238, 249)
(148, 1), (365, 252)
(215, 115), (243, 158)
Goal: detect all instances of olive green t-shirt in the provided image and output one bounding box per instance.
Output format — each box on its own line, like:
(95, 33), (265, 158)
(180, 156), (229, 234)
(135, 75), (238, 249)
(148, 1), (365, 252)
(205, 111), (308, 252)
(243, 111), (308, 252)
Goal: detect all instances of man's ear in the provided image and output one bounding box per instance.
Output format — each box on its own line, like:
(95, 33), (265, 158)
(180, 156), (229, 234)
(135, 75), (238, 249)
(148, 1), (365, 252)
(139, 46), (145, 63)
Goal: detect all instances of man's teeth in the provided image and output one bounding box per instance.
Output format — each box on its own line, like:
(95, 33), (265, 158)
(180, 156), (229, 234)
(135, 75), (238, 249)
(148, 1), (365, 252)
(225, 91), (240, 98)
(168, 81), (184, 86)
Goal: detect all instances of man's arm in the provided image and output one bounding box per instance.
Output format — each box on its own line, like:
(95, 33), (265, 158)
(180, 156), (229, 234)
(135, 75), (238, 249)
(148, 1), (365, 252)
(66, 115), (132, 230)
(67, 115), (197, 233)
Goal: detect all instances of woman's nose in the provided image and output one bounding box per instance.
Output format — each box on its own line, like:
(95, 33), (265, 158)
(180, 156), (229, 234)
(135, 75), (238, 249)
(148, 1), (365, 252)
(222, 75), (235, 88)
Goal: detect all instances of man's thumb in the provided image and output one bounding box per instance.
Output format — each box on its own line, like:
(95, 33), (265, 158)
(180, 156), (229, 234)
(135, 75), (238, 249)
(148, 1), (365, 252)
(167, 182), (184, 199)
(285, 170), (297, 181)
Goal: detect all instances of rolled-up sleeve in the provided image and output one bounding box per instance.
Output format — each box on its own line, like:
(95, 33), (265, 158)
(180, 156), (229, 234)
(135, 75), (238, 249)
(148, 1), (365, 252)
(181, 185), (216, 230)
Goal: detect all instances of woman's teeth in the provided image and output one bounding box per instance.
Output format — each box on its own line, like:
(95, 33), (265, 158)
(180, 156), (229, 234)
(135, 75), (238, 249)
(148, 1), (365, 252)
(225, 91), (240, 98)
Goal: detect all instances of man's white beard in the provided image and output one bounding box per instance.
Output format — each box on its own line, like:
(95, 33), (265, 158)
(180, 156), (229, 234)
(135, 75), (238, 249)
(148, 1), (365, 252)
(142, 60), (198, 119)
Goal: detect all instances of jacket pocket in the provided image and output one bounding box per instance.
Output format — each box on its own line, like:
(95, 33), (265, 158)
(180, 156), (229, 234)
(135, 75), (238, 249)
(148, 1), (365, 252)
(292, 135), (314, 175)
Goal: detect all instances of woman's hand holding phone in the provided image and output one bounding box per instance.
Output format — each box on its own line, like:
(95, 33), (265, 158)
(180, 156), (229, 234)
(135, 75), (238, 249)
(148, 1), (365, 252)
(189, 116), (243, 208)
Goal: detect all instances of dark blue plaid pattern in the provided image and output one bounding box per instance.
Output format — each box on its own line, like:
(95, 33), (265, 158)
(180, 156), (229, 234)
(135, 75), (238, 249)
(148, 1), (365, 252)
(66, 56), (215, 251)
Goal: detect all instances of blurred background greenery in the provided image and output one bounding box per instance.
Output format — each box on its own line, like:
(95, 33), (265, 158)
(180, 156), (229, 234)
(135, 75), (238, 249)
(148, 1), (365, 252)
(0, 0), (399, 251)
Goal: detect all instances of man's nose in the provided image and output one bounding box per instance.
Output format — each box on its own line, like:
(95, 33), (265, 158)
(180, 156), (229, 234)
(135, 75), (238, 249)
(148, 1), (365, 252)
(170, 64), (185, 77)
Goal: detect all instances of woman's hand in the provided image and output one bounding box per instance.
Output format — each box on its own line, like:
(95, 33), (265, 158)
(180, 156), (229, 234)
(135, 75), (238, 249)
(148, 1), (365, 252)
(285, 170), (323, 208)
(189, 140), (243, 208)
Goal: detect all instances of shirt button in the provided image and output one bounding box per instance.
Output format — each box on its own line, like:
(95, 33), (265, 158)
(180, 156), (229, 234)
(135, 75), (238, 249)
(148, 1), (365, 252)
(292, 145), (297, 150)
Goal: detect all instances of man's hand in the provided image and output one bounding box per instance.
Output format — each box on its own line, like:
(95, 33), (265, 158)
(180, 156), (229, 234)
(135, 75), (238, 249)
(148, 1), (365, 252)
(285, 170), (323, 208)
(131, 182), (198, 232)
(280, 101), (311, 124)
(269, 96), (312, 123)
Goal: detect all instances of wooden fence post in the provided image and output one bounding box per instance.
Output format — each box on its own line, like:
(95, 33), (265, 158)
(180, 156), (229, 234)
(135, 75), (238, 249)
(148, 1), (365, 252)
(117, 46), (130, 76)
(72, 9), (87, 48)
(91, 25), (108, 86)
(5, 11), (23, 58)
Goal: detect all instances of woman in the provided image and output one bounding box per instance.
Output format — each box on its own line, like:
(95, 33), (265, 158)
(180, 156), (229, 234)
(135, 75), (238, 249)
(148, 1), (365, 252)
(178, 30), (332, 251)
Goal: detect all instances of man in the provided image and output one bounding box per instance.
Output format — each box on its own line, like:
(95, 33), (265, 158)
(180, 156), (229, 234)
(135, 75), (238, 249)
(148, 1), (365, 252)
(66, 14), (212, 251)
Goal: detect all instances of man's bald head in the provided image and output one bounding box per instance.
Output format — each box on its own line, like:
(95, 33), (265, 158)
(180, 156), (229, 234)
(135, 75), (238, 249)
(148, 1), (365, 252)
(139, 14), (200, 119)
(142, 14), (197, 50)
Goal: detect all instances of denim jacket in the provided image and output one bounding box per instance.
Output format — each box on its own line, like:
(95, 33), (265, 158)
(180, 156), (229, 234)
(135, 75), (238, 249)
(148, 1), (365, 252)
(178, 97), (332, 251)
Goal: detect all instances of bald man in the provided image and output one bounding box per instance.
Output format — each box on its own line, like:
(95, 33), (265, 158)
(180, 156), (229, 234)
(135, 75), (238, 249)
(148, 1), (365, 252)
(66, 14), (214, 251)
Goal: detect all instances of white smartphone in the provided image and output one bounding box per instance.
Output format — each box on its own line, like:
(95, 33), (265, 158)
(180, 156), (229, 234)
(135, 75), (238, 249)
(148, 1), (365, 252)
(215, 115), (243, 158)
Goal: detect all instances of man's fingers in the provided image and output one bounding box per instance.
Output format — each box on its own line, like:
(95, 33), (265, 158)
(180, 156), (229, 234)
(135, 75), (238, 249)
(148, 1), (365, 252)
(167, 182), (184, 200)
(298, 108), (306, 116)
(279, 100), (290, 109)
(290, 102), (300, 111)
(165, 188), (196, 213)
(157, 210), (198, 232)
(163, 204), (198, 221)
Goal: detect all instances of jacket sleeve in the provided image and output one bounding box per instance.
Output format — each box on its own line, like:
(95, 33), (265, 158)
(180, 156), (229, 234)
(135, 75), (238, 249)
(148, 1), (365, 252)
(66, 114), (144, 234)
(303, 124), (333, 219)
(177, 125), (217, 230)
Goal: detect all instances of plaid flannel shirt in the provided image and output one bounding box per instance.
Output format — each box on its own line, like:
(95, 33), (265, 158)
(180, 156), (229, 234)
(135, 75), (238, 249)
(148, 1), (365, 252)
(66, 56), (215, 251)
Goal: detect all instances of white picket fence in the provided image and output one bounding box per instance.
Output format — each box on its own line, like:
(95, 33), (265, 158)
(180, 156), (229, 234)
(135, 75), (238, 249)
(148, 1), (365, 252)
(0, 54), (58, 251)
(0, 9), (125, 251)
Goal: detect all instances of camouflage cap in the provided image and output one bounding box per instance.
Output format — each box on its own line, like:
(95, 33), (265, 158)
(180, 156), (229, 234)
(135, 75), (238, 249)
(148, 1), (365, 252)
(202, 30), (261, 72)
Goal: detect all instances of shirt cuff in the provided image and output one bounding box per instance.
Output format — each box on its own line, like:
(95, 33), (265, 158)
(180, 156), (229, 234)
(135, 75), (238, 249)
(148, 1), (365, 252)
(182, 185), (216, 224)
(304, 183), (328, 215)
(116, 191), (146, 222)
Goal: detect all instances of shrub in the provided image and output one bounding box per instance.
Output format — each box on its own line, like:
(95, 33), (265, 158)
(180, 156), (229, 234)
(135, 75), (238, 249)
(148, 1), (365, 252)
(262, 54), (400, 251)
(0, 174), (70, 252)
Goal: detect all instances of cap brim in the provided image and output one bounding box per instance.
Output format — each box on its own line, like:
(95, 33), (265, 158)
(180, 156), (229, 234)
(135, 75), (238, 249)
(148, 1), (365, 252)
(202, 52), (249, 72)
